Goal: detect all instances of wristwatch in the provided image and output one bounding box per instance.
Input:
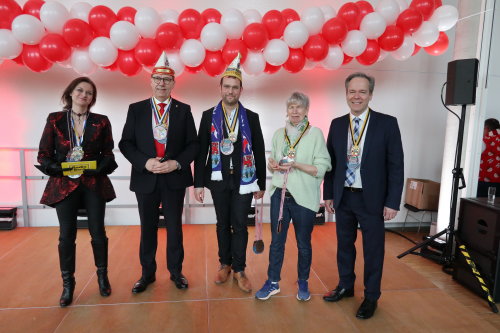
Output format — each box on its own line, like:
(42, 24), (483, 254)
(176, 161), (181, 170)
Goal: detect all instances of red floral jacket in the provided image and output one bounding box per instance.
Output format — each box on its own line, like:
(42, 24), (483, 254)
(37, 111), (117, 207)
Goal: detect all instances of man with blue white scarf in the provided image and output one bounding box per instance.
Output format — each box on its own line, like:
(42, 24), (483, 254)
(194, 54), (266, 293)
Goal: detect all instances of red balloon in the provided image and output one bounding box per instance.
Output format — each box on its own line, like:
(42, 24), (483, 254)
(378, 25), (404, 51)
(11, 53), (24, 65)
(39, 33), (71, 63)
(134, 38), (162, 67)
(356, 1), (374, 22)
(424, 31), (449, 56)
(322, 18), (348, 45)
(356, 39), (380, 66)
(185, 64), (203, 74)
(156, 23), (183, 50)
(434, 0), (443, 8)
(23, 0), (44, 19)
(62, 19), (94, 48)
(242, 23), (268, 51)
(262, 10), (285, 39)
(338, 2), (360, 30)
(412, 44), (421, 56)
(303, 35), (328, 62)
(203, 51), (225, 76)
(396, 8), (423, 34)
(410, 0), (436, 21)
(89, 5), (117, 37)
(283, 48), (305, 73)
(201, 8), (221, 24)
(343, 54), (353, 65)
(103, 60), (119, 71)
(281, 9), (300, 25)
(117, 6), (136, 23)
(222, 39), (248, 64)
(22, 44), (52, 73)
(178, 9), (203, 39)
(0, 0), (22, 29)
(117, 50), (142, 76)
(264, 62), (280, 74)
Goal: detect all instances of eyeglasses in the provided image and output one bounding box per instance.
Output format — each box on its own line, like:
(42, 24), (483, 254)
(152, 76), (174, 84)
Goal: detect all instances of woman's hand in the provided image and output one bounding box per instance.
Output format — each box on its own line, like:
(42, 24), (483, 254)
(268, 157), (280, 171)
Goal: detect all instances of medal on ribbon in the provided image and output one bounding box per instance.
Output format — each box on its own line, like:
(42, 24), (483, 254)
(223, 104), (239, 143)
(283, 120), (309, 164)
(151, 98), (170, 145)
(220, 138), (234, 155)
(153, 124), (167, 144)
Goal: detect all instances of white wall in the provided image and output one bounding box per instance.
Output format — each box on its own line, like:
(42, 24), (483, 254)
(0, 0), (459, 226)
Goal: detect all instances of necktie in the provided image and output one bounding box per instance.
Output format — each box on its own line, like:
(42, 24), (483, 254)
(345, 117), (360, 186)
(158, 103), (166, 117)
(155, 103), (167, 158)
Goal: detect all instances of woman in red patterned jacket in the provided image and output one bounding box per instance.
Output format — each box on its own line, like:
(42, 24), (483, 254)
(478, 118), (500, 197)
(37, 77), (117, 307)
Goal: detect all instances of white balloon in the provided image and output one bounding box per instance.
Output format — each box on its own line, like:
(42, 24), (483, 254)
(429, 5), (459, 32)
(110, 21), (140, 51)
(71, 48), (97, 75)
(243, 9), (262, 25)
(0, 29), (23, 59)
(301, 7), (325, 35)
(11, 15), (45, 45)
(360, 12), (387, 39)
(242, 51), (265, 75)
(200, 23), (227, 51)
(320, 5), (337, 21)
(283, 21), (309, 49)
(303, 59), (318, 70)
(221, 8), (246, 39)
(40, 1), (70, 34)
(322, 45), (344, 70)
(70, 2), (92, 22)
(376, 0), (400, 25)
(179, 39), (206, 67)
(341, 30), (367, 57)
(377, 49), (388, 62)
(58, 57), (73, 68)
(165, 52), (184, 75)
(391, 35), (415, 61)
(135, 7), (161, 38)
(413, 21), (439, 47)
(395, 0), (409, 12)
(89, 37), (118, 66)
(161, 9), (179, 24)
(263, 39), (289, 66)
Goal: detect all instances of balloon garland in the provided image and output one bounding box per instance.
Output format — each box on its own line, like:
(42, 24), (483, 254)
(0, 0), (459, 76)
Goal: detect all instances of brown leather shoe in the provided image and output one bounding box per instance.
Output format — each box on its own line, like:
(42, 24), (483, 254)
(233, 271), (252, 293)
(214, 264), (232, 284)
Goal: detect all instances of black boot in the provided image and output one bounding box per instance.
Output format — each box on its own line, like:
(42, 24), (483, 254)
(58, 243), (76, 307)
(91, 239), (111, 297)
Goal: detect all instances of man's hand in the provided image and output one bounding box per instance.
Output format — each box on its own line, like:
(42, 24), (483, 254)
(325, 199), (335, 214)
(194, 188), (204, 203)
(152, 159), (178, 174)
(383, 206), (398, 221)
(145, 158), (160, 172)
(254, 190), (265, 199)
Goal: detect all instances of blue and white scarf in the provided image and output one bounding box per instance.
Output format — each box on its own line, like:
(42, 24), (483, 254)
(210, 101), (259, 194)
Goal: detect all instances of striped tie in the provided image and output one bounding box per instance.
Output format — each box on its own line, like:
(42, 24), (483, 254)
(345, 117), (360, 186)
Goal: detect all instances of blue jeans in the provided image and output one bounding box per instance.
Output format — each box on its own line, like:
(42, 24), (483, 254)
(267, 189), (316, 282)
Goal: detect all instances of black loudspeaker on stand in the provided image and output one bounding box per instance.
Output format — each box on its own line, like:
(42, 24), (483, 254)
(398, 58), (479, 266)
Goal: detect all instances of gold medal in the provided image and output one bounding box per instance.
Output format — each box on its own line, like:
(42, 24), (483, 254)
(287, 147), (296, 159)
(228, 132), (237, 143)
(350, 145), (360, 157)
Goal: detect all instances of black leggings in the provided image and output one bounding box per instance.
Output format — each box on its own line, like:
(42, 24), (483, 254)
(55, 185), (107, 246)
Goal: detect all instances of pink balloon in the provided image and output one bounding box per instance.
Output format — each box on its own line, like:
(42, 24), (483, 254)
(40, 33), (71, 62)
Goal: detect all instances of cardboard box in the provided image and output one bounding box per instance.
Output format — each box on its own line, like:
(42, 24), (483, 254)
(405, 178), (440, 211)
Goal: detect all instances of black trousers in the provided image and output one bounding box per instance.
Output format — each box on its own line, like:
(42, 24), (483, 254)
(55, 185), (107, 246)
(335, 190), (385, 301)
(135, 175), (186, 279)
(211, 188), (253, 272)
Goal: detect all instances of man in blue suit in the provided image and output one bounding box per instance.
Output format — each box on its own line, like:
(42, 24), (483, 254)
(323, 72), (404, 319)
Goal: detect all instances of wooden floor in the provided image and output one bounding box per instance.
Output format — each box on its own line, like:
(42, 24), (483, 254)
(0, 224), (498, 333)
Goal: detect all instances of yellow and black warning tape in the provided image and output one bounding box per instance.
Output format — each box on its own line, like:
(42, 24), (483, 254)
(457, 243), (498, 313)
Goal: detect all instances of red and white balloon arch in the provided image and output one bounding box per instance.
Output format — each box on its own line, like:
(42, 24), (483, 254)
(0, 0), (459, 76)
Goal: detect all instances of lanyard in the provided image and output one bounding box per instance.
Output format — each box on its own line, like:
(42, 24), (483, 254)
(349, 111), (370, 148)
(222, 104), (238, 135)
(70, 113), (87, 147)
(284, 122), (310, 151)
(152, 97), (171, 126)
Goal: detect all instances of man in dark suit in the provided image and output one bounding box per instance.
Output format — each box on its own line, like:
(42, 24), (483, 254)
(193, 55), (266, 293)
(119, 53), (199, 292)
(323, 72), (404, 319)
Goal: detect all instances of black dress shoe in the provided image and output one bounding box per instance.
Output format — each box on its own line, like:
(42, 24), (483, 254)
(170, 274), (188, 289)
(131, 276), (156, 293)
(323, 286), (354, 302)
(356, 298), (377, 319)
